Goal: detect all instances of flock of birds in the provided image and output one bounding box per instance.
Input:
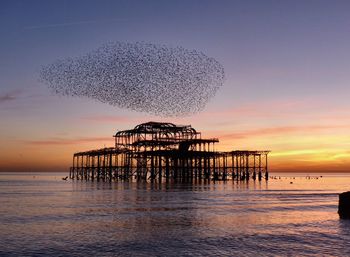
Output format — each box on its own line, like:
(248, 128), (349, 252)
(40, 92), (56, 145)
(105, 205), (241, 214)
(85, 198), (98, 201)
(40, 42), (225, 117)
(270, 175), (323, 184)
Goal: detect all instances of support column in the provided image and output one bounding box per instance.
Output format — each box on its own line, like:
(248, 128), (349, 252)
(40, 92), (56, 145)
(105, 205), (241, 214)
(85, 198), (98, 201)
(109, 153), (112, 182)
(158, 156), (162, 182)
(265, 153), (269, 180)
(246, 154), (249, 181)
(70, 156), (75, 179)
(165, 156), (170, 180)
(150, 155), (155, 180)
(258, 154), (262, 181)
(91, 156), (95, 181)
(253, 155), (256, 180)
(97, 155), (100, 181)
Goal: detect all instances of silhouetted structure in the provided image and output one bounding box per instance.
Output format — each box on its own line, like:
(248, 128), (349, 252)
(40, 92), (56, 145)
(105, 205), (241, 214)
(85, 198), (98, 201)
(338, 191), (350, 219)
(70, 122), (269, 182)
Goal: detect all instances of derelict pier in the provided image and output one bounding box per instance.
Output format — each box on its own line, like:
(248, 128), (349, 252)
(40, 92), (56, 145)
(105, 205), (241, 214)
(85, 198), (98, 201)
(70, 122), (270, 182)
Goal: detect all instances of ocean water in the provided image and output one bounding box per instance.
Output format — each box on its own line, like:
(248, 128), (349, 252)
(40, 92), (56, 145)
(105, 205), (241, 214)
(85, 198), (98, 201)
(1, 172), (350, 256)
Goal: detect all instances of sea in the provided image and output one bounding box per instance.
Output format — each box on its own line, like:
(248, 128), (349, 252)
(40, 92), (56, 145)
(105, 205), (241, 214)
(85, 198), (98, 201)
(1, 172), (350, 256)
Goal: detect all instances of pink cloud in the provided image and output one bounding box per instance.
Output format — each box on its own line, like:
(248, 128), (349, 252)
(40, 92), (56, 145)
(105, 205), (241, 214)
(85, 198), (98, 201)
(26, 136), (113, 146)
(216, 124), (350, 140)
(0, 89), (22, 104)
(81, 115), (134, 123)
(222, 98), (324, 117)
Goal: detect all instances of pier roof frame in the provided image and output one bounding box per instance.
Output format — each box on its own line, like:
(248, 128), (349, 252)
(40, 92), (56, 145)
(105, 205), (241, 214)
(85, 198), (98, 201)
(114, 121), (198, 137)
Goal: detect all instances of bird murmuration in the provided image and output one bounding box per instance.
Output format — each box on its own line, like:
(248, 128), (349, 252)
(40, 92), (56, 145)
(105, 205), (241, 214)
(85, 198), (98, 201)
(40, 42), (225, 117)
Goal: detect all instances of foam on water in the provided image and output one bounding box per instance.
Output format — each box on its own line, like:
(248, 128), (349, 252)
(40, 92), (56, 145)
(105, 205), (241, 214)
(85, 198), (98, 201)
(1, 172), (350, 256)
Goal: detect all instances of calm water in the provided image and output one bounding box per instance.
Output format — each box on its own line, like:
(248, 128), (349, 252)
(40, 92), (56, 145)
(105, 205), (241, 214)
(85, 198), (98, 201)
(1, 172), (350, 256)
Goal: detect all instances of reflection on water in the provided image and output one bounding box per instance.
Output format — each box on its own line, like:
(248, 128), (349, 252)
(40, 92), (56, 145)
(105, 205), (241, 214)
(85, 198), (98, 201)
(1, 172), (350, 256)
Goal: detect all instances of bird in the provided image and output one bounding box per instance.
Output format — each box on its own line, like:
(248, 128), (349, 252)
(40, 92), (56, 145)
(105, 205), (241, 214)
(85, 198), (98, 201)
(62, 176), (68, 181)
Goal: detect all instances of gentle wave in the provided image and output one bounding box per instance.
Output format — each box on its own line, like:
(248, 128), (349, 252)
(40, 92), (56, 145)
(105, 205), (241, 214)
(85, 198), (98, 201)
(1, 172), (350, 256)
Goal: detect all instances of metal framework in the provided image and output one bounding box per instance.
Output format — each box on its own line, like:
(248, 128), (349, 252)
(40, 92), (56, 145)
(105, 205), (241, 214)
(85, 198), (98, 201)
(70, 122), (270, 181)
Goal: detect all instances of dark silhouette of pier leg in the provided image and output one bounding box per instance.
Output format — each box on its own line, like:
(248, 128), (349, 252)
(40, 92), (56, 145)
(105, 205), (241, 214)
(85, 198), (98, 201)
(165, 157), (170, 181)
(109, 153), (112, 182)
(265, 154), (269, 180)
(158, 156), (162, 183)
(97, 155), (100, 181)
(258, 154), (262, 181)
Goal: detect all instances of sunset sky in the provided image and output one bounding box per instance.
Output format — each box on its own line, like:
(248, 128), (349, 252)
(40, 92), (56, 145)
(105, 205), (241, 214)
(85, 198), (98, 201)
(1, 0), (350, 172)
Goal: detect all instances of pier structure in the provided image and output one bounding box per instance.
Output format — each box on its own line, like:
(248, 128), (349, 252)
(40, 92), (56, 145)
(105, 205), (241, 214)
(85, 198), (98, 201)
(70, 122), (269, 182)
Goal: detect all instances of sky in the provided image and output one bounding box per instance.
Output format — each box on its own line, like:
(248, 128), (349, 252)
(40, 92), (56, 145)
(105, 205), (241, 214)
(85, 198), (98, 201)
(1, 0), (350, 172)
